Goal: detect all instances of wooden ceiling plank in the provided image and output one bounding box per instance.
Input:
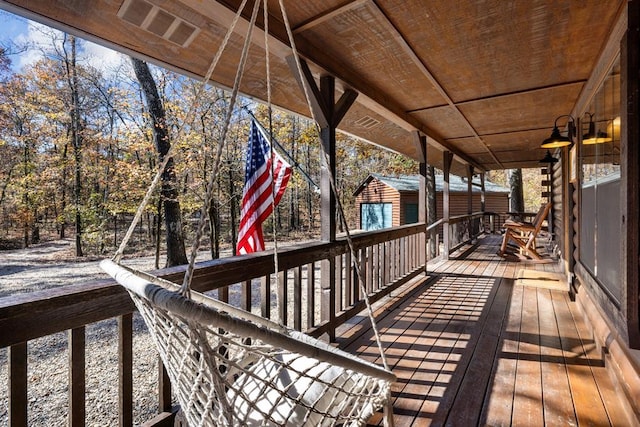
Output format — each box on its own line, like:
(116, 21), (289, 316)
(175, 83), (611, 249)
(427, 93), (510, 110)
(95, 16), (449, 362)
(293, 0), (368, 33)
(571, 2), (627, 118)
(368, 0), (501, 170)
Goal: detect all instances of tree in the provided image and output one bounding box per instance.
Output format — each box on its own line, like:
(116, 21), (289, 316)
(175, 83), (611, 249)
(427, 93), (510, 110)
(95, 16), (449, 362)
(130, 57), (188, 267)
(508, 168), (525, 220)
(61, 35), (84, 256)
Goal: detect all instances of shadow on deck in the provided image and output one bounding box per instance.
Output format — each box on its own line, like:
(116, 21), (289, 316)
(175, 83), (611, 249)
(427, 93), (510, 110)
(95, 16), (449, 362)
(338, 234), (631, 426)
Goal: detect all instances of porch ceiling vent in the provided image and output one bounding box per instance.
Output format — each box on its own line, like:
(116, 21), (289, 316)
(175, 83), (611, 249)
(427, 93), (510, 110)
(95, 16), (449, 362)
(354, 115), (381, 129)
(118, 0), (200, 48)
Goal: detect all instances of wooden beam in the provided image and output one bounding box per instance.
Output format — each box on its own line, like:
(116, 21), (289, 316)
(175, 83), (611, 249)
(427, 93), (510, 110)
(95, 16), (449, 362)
(467, 165), (474, 214)
(69, 327), (85, 427)
(119, 314), (133, 427)
(9, 342), (27, 427)
(333, 88), (358, 127)
(287, 56), (330, 128)
(443, 151), (453, 260)
(293, 0), (368, 33)
(480, 173), (486, 212)
(622, 2), (640, 348)
(418, 134), (428, 272)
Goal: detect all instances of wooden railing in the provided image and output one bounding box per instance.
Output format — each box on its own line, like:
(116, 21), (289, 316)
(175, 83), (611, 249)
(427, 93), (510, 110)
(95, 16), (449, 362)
(0, 214), (489, 426)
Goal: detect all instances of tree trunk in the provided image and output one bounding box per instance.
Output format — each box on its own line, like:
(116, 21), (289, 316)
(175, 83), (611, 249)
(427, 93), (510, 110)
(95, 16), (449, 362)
(131, 57), (188, 267)
(59, 142), (68, 239)
(208, 202), (220, 259)
(509, 169), (525, 220)
(228, 163), (237, 255)
(61, 35), (84, 256)
(426, 165), (437, 258)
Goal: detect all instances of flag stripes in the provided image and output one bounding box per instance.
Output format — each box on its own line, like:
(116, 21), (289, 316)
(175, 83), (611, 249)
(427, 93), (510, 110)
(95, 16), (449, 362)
(237, 120), (292, 254)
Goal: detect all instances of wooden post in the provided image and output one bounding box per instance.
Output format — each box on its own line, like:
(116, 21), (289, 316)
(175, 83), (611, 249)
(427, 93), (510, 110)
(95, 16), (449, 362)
(9, 342), (27, 427)
(417, 133), (428, 271)
(467, 165), (474, 214)
(289, 58), (357, 341)
(467, 164), (474, 240)
(622, 4), (640, 347)
(118, 314), (133, 427)
(443, 151), (453, 259)
(69, 327), (85, 427)
(480, 173), (486, 212)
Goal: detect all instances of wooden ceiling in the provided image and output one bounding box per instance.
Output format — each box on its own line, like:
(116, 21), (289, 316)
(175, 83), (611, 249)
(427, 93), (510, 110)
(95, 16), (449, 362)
(0, 0), (625, 174)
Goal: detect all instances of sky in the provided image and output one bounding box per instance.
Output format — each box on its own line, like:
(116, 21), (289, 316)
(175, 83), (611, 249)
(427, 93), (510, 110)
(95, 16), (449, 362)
(0, 9), (126, 75)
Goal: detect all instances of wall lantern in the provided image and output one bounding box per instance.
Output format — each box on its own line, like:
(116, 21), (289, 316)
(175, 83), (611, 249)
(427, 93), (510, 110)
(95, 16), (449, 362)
(541, 115), (575, 148)
(582, 112), (612, 145)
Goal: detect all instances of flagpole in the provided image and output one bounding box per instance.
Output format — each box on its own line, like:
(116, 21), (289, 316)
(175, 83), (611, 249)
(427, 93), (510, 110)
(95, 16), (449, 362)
(243, 106), (319, 191)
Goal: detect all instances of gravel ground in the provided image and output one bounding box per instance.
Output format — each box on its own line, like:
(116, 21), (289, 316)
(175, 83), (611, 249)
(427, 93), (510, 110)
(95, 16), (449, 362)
(0, 238), (320, 426)
(0, 240), (173, 426)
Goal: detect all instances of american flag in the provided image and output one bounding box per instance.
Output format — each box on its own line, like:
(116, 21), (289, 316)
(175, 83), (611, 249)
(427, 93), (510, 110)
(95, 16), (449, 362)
(237, 120), (292, 254)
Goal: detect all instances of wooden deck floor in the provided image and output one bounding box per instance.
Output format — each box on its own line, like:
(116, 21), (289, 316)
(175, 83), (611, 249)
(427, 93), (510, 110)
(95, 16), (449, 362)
(339, 234), (631, 426)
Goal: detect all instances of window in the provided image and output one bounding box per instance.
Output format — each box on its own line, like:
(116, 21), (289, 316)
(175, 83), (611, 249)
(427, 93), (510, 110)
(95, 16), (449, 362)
(580, 56), (621, 303)
(404, 203), (418, 224)
(360, 203), (392, 231)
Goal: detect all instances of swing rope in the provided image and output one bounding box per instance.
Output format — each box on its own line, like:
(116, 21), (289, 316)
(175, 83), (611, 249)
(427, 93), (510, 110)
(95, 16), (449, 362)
(276, 0), (390, 372)
(102, 0), (397, 425)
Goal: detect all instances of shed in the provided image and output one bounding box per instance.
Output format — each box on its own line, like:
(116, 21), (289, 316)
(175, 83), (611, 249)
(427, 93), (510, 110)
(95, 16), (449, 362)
(354, 173), (509, 231)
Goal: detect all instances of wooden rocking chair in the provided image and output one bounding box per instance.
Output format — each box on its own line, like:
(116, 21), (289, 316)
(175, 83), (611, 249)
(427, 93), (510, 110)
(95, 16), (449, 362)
(498, 202), (552, 260)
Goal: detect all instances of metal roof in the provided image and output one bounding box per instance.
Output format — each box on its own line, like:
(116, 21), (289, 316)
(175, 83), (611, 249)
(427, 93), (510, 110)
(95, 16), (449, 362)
(354, 173), (509, 196)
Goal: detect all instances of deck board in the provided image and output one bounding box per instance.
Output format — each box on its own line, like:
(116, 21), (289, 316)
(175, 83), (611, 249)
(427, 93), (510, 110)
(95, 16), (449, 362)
(340, 234), (632, 427)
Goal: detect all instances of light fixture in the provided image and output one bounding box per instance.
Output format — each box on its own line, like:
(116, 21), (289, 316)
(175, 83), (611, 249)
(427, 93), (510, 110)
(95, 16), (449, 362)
(582, 112), (612, 145)
(539, 150), (559, 164)
(541, 115), (575, 148)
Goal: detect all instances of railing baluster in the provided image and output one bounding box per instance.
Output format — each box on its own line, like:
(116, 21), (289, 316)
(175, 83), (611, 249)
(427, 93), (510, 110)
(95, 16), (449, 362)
(344, 251), (353, 307)
(219, 284), (229, 304)
(69, 326), (85, 427)
(118, 314), (133, 427)
(306, 262), (315, 329)
(261, 275), (271, 319)
(9, 342), (27, 427)
(278, 270), (287, 325)
(293, 266), (302, 331)
(159, 360), (171, 413)
(372, 244), (379, 291)
(359, 248), (367, 297)
(336, 254), (343, 312)
(242, 280), (252, 312)
(367, 245), (374, 293)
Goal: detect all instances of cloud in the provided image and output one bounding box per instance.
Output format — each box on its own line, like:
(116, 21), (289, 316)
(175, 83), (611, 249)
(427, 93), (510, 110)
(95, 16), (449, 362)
(13, 19), (126, 77)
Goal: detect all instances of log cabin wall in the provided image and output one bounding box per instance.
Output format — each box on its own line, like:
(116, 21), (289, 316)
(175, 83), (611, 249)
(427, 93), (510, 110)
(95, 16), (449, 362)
(355, 178), (402, 228)
(551, 154), (564, 256)
(354, 175), (509, 231)
(566, 3), (640, 421)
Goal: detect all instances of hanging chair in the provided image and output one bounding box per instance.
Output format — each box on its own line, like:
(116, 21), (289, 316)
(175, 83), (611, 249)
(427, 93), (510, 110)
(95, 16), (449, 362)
(101, 0), (396, 425)
(101, 260), (394, 426)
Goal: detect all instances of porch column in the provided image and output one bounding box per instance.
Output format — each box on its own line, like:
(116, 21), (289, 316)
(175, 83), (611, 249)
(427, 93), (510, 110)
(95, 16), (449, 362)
(467, 164), (474, 241)
(480, 173), (486, 212)
(467, 165), (474, 214)
(290, 58), (357, 341)
(417, 133), (428, 272)
(443, 151), (453, 260)
(622, 4), (640, 347)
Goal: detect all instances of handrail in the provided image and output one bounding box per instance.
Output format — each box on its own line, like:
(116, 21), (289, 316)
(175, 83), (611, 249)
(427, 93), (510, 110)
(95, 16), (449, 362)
(2, 222), (432, 425)
(426, 218), (444, 232)
(0, 223), (427, 348)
